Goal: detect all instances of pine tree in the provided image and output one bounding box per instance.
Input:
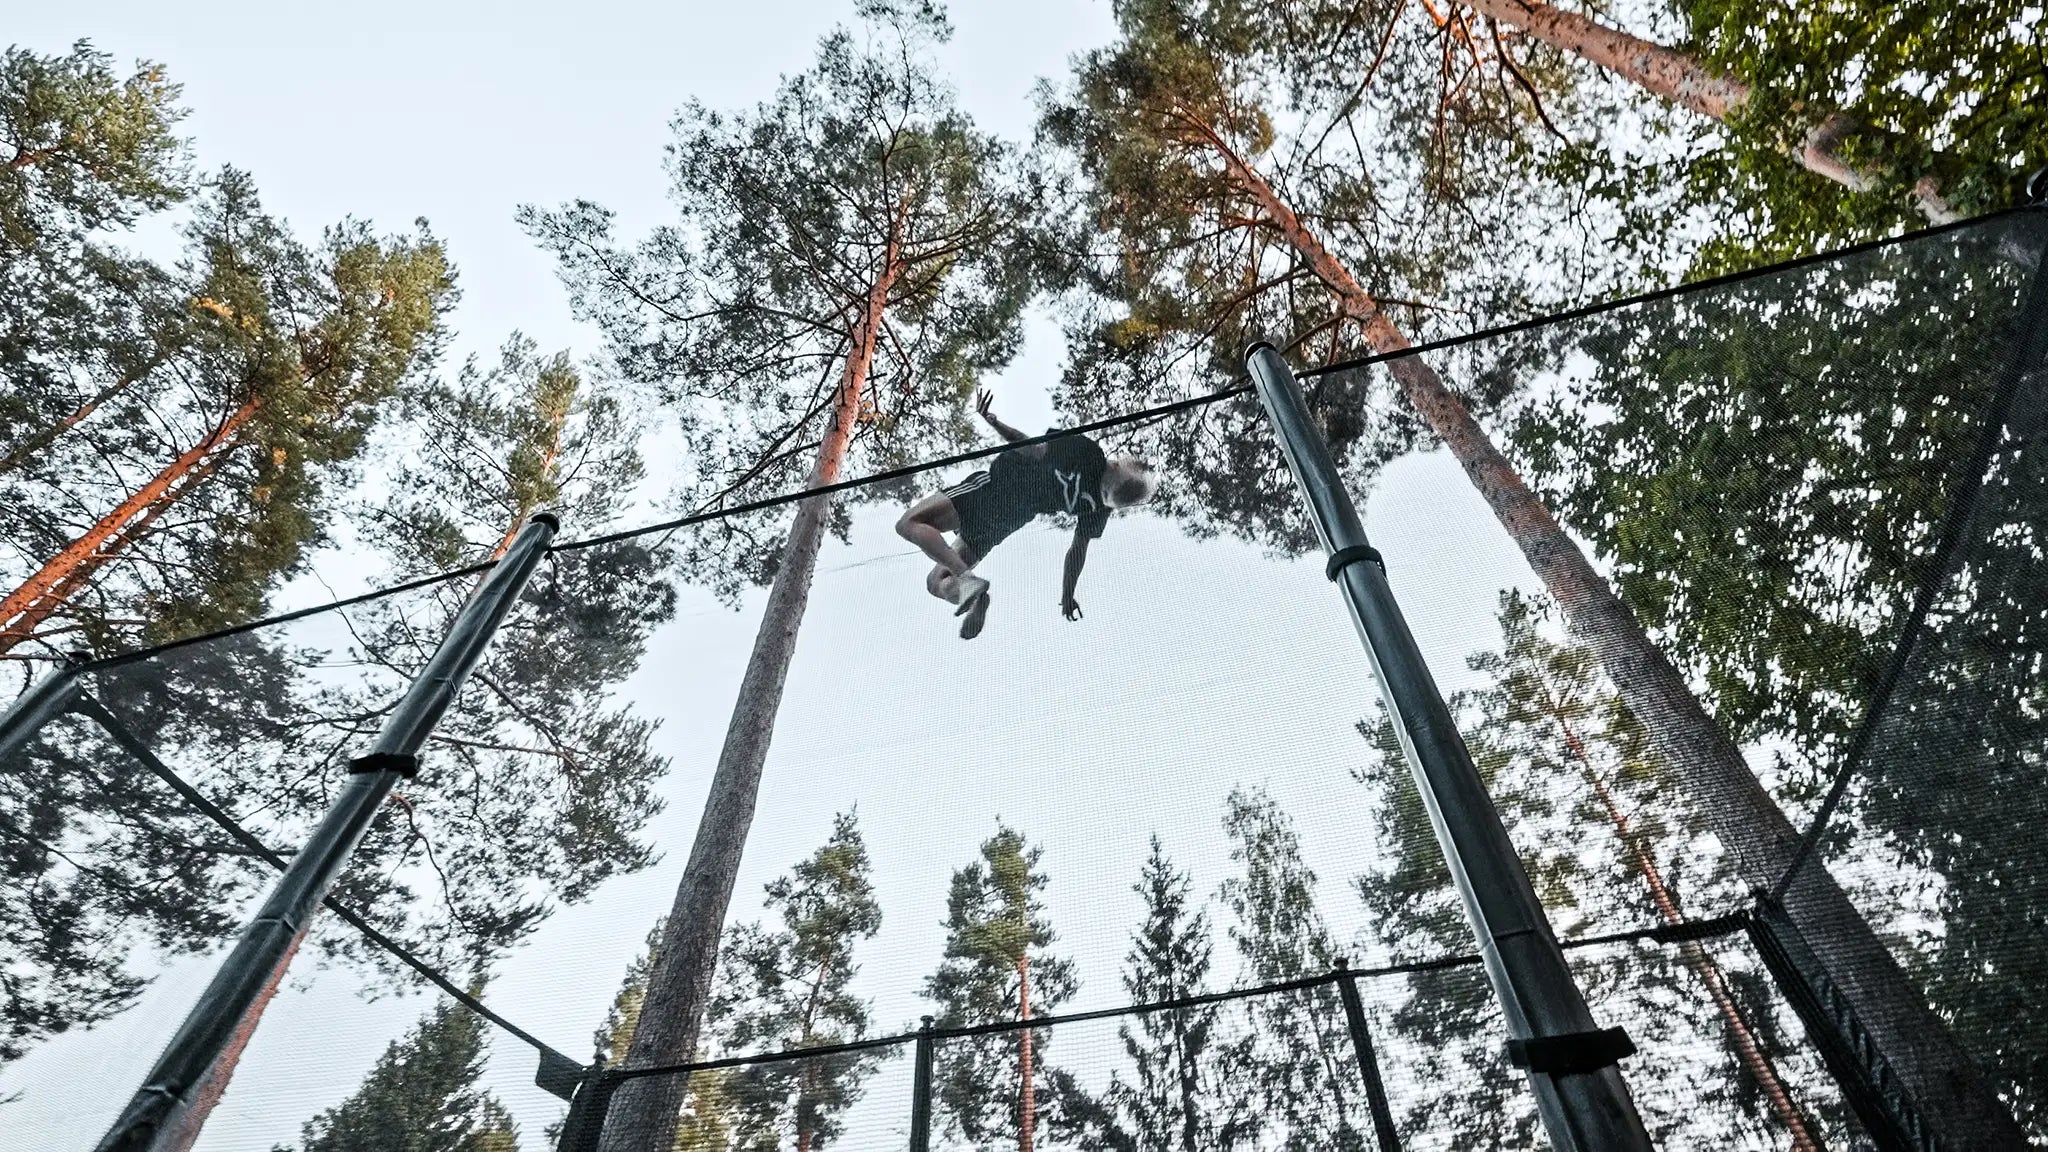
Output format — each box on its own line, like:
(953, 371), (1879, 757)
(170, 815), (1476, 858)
(1044, 4), (2019, 1140)
(307, 334), (674, 969)
(0, 168), (453, 661)
(1353, 594), (1841, 1146)
(284, 991), (519, 1152)
(1075, 836), (1250, 1152)
(0, 41), (188, 482)
(708, 812), (885, 1152)
(926, 823), (1079, 1152)
(525, 6), (1038, 1147)
(1219, 788), (1366, 1151)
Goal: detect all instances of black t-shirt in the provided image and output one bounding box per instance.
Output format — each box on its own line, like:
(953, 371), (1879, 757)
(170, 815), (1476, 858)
(988, 433), (1111, 539)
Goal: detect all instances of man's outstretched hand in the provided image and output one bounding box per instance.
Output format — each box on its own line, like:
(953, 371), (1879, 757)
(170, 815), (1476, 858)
(975, 389), (996, 424)
(1061, 597), (1083, 621)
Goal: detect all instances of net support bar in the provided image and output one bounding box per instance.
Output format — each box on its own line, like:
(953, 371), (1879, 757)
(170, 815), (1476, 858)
(909, 1016), (936, 1152)
(1246, 343), (1652, 1152)
(1336, 961), (1403, 1152)
(92, 513), (562, 1152)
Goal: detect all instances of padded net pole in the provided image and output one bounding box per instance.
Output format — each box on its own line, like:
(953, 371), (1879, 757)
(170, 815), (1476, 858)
(91, 513), (562, 1152)
(0, 660), (82, 765)
(1246, 343), (1653, 1152)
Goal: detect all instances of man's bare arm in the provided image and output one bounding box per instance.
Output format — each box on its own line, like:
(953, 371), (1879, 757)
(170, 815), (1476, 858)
(1060, 531), (1088, 620)
(977, 389), (1045, 457)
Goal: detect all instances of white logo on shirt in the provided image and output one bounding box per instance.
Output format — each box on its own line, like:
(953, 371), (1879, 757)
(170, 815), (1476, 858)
(1056, 470), (1098, 515)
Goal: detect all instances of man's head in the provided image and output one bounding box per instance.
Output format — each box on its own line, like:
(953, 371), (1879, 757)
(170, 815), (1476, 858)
(1104, 456), (1159, 508)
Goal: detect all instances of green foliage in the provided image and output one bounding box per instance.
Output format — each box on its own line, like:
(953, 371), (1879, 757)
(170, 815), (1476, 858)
(523, 0), (1039, 598)
(1, 167), (453, 660)
(1354, 594), (1845, 1145)
(285, 335), (673, 975)
(0, 41), (186, 246)
(1067, 836), (1254, 1151)
(1218, 787), (1367, 1150)
(1040, 0), (1615, 551)
(708, 812), (886, 1150)
(1679, 0), (2045, 270)
(1509, 220), (2035, 779)
(283, 991), (519, 1152)
(926, 822), (1080, 1148)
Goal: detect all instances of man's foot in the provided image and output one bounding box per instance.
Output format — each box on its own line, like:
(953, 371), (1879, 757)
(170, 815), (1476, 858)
(959, 588), (991, 639)
(950, 573), (990, 613)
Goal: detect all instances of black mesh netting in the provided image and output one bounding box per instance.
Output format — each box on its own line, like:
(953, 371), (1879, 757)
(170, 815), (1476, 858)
(1, 208), (2044, 1149)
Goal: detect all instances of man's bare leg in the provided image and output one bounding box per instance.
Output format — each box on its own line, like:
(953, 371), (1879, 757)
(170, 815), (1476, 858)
(897, 494), (975, 578)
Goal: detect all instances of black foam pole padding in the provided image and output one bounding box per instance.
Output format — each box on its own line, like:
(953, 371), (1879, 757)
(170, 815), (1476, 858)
(347, 751), (421, 777)
(1506, 1027), (1638, 1076)
(1325, 544), (1385, 581)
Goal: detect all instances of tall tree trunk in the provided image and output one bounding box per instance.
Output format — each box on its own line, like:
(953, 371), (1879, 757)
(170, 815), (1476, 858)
(1175, 1009), (1201, 1152)
(1, 442), (233, 653)
(1547, 701), (1820, 1149)
(1017, 953), (1035, 1152)
(0, 364), (157, 478)
(597, 254), (899, 1152)
(0, 398), (258, 656)
(1458, 0), (1961, 224)
(1190, 124), (2027, 1147)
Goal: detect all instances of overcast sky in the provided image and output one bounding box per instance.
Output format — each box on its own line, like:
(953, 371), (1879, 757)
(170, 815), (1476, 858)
(0, 3), (1714, 1148)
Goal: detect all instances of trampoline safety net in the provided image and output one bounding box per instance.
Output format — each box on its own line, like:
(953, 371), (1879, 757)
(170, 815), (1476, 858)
(2, 207), (2043, 1151)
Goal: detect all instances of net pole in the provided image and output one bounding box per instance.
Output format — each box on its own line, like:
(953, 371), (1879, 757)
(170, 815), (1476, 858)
(1246, 343), (1652, 1152)
(0, 660), (82, 765)
(90, 513), (562, 1152)
(1334, 961), (1404, 1152)
(909, 1016), (935, 1152)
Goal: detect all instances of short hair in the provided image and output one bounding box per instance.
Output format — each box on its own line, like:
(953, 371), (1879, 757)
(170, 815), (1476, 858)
(1109, 459), (1158, 507)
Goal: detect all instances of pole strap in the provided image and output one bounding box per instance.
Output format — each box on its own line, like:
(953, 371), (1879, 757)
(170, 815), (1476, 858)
(1506, 1026), (1637, 1076)
(1326, 544), (1385, 581)
(348, 751), (420, 777)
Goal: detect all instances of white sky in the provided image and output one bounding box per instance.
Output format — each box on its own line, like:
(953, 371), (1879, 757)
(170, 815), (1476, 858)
(0, 2), (1708, 1149)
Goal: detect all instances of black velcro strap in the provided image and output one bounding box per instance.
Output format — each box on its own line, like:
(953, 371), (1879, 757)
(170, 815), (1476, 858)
(1506, 1027), (1636, 1076)
(348, 751), (420, 778)
(1326, 545), (1385, 581)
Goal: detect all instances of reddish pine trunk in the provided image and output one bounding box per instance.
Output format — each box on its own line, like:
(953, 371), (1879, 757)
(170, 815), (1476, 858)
(596, 249), (901, 1152)
(1193, 126), (2025, 1147)
(1459, 0), (1959, 223)
(0, 399), (258, 656)
(1017, 953), (1035, 1152)
(159, 929), (309, 1152)
(1550, 708), (1819, 1150)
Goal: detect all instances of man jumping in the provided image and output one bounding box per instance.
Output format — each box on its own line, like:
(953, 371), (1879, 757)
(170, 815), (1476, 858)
(896, 390), (1158, 639)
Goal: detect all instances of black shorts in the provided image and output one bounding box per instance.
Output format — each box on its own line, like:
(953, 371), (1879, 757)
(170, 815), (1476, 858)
(943, 469), (1033, 558)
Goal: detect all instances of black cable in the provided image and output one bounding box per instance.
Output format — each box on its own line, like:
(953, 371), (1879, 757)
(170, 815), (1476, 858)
(70, 693), (580, 1070)
(609, 913), (1751, 1083)
(70, 206), (2029, 676)
(1292, 203), (2038, 382)
(78, 387), (1245, 674)
(1773, 206), (2048, 898)
(545, 385), (1244, 556)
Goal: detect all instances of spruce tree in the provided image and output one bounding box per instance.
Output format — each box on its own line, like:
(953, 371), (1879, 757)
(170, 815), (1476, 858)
(1076, 836), (1250, 1152)
(525, 5), (1038, 1146)
(1218, 788), (1366, 1151)
(708, 812), (885, 1152)
(284, 992), (519, 1152)
(926, 823), (1079, 1152)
